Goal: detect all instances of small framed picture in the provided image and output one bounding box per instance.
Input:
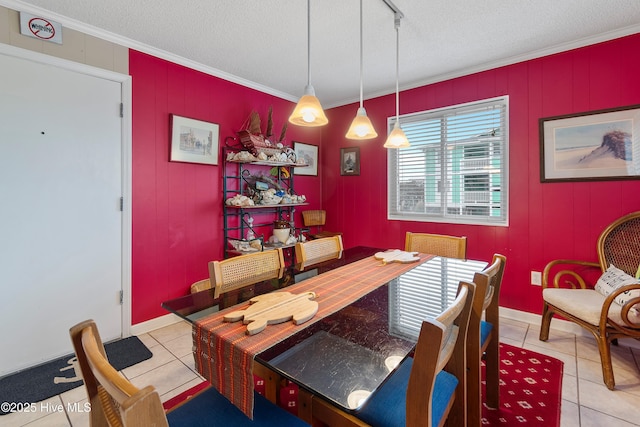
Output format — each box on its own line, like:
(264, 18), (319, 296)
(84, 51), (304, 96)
(340, 147), (360, 176)
(170, 114), (219, 165)
(539, 104), (640, 182)
(294, 142), (318, 176)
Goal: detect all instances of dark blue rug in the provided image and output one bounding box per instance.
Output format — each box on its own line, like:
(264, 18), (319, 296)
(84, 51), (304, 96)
(0, 336), (152, 415)
(166, 387), (309, 427)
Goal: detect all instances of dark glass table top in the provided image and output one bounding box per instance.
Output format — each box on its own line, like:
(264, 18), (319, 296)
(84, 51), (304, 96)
(161, 246), (487, 413)
(161, 246), (380, 323)
(257, 254), (487, 412)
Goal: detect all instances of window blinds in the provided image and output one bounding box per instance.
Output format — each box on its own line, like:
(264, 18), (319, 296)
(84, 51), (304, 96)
(388, 97), (508, 226)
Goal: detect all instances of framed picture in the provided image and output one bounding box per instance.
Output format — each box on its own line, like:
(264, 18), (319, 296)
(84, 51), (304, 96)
(340, 147), (360, 176)
(539, 104), (640, 182)
(294, 142), (318, 176)
(170, 114), (219, 165)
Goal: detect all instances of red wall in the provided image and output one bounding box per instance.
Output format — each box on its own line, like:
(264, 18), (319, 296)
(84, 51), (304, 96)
(320, 33), (640, 314)
(130, 34), (640, 324)
(130, 51), (322, 323)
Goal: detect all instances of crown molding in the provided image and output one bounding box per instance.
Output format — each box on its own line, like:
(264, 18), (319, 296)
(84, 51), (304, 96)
(1, 0), (299, 102)
(5, 0), (638, 109)
(336, 24), (640, 109)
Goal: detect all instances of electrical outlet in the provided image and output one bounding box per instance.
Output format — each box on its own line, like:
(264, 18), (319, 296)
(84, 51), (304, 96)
(531, 271), (542, 286)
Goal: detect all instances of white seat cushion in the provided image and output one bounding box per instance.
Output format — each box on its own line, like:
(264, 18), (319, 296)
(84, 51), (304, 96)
(542, 288), (636, 326)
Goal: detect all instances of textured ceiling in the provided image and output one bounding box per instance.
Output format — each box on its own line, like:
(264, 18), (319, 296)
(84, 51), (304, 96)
(6, 0), (640, 107)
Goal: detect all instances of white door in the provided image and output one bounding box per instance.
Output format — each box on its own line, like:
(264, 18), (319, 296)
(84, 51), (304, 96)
(0, 51), (124, 376)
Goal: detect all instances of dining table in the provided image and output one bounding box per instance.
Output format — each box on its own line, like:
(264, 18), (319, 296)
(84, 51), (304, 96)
(162, 246), (487, 425)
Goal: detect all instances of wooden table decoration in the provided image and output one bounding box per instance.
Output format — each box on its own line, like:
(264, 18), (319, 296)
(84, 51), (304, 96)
(223, 291), (318, 335)
(374, 249), (420, 264)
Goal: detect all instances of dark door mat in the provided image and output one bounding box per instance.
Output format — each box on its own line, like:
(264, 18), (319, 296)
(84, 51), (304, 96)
(0, 336), (152, 414)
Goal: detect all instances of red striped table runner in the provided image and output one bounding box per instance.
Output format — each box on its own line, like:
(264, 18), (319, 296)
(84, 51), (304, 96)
(193, 252), (433, 419)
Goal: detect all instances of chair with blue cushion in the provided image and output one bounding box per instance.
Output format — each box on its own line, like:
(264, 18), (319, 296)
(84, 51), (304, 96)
(405, 232), (467, 259)
(354, 280), (476, 427)
(69, 319), (309, 427)
(467, 254), (506, 427)
(294, 235), (343, 270)
(209, 248), (285, 298)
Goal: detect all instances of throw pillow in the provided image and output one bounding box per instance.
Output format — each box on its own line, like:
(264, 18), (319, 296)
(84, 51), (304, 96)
(594, 264), (640, 310)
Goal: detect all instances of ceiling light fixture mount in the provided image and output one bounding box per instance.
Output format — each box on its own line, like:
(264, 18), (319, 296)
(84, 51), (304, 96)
(383, 3), (410, 149)
(289, 0), (328, 127)
(346, 0), (377, 140)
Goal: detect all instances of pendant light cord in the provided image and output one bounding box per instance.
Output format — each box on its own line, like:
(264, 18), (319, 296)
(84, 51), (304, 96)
(359, 0), (364, 108)
(306, 0), (311, 87)
(394, 15), (400, 122)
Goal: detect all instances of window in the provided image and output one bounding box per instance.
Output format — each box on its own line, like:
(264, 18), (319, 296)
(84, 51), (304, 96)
(387, 97), (508, 226)
(388, 257), (482, 340)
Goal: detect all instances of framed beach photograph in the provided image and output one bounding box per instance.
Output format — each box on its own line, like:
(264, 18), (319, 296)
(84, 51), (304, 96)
(170, 114), (219, 165)
(540, 104), (640, 182)
(340, 147), (360, 176)
(294, 142), (318, 176)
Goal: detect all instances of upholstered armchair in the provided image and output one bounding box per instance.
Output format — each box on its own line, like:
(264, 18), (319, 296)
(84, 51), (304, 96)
(540, 211), (640, 390)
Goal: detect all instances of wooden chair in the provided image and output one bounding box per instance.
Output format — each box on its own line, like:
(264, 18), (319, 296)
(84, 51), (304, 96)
(302, 210), (342, 240)
(467, 254), (506, 427)
(209, 248), (285, 298)
(69, 319), (309, 427)
(294, 235), (344, 270)
(404, 232), (467, 259)
(540, 211), (640, 390)
(189, 278), (211, 293)
(353, 280), (476, 427)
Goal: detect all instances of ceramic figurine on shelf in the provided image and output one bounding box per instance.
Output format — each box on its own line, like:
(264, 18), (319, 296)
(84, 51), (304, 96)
(246, 216), (255, 241)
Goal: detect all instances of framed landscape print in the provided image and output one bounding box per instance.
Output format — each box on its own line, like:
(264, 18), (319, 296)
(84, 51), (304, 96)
(539, 104), (640, 182)
(294, 142), (318, 176)
(340, 147), (360, 176)
(170, 114), (219, 165)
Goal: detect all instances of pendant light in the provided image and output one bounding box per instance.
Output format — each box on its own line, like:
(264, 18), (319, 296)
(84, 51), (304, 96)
(289, 0), (328, 127)
(384, 12), (410, 148)
(346, 0), (377, 140)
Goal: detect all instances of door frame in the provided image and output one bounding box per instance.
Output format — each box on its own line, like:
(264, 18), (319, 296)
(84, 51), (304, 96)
(0, 43), (133, 337)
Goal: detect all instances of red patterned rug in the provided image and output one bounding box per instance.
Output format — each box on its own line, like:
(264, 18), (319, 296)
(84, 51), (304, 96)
(162, 381), (210, 411)
(165, 343), (563, 426)
(483, 343), (563, 426)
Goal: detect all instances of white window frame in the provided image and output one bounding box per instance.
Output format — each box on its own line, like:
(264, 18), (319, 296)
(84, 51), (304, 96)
(387, 96), (509, 226)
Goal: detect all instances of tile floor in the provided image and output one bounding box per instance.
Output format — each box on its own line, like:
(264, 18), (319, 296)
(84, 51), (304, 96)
(3, 317), (640, 426)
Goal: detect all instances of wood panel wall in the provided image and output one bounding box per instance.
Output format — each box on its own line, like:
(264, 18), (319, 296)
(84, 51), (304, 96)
(320, 33), (640, 314)
(130, 51), (321, 323)
(129, 35), (639, 322)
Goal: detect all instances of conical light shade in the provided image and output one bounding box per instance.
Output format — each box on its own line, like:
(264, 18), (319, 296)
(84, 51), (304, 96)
(346, 107), (378, 139)
(385, 12), (409, 149)
(289, 85), (328, 127)
(346, 0), (376, 140)
(384, 122), (410, 148)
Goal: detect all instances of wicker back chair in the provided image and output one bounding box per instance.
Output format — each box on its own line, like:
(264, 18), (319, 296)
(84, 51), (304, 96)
(404, 232), (467, 259)
(70, 320), (169, 427)
(467, 254), (506, 427)
(540, 211), (640, 390)
(190, 278), (211, 294)
(295, 235), (343, 270)
(70, 320), (309, 427)
(598, 212), (640, 276)
(301, 210), (342, 240)
(209, 249), (285, 298)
